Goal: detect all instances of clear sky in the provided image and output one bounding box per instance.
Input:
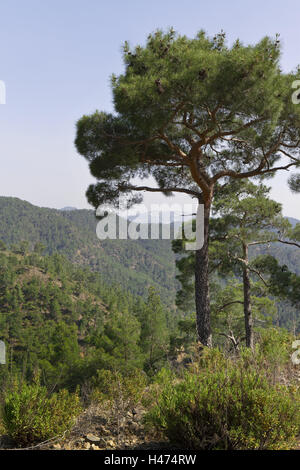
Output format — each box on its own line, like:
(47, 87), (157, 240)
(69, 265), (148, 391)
(0, 0), (299, 217)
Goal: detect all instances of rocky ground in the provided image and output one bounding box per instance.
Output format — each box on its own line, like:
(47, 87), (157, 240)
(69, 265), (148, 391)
(0, 403), (170, 451)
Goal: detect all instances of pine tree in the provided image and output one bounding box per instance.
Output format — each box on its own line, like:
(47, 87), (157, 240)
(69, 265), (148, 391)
(99, 309), (143, 371)
(138, 288), (169, 374)
(75, 29), (300, 346)
(174, 180), (289, 348)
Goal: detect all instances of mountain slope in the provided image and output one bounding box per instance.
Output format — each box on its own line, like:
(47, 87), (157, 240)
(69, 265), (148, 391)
(1, 196), (299, 311)
(0, 196), (177, 305)
(0, 247), (166, 388)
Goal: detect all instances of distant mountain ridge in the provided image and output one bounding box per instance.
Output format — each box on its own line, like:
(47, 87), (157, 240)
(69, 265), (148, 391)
(60, 206), (78, 211)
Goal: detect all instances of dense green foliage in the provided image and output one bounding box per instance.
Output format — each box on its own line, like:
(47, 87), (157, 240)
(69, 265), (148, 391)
(75, 29), (300, 210)
(0, 247), (174, 390)
(2, 380), (81, 446)
(146, 345), (300, 450)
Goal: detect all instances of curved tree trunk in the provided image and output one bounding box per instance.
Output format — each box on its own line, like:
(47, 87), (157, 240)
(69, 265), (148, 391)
(242, 244), (254, 349)
(195, 202), (212, 347)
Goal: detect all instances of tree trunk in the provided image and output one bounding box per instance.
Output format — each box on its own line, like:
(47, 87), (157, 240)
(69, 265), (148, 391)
(195, 201), (212, 347)
(242, 244), (254, 349)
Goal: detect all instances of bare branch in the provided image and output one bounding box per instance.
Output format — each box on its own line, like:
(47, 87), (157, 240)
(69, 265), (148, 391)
(208, 116), (265, 143)
(215, 300), (244, 313)
(277, 239), (300, 249)
(118, 183), (201, 198)
(231, 255), (269, 287)
(158, 132), (188, 161)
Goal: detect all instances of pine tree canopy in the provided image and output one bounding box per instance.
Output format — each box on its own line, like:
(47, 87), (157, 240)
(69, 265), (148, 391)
(75, 29), (300, 208)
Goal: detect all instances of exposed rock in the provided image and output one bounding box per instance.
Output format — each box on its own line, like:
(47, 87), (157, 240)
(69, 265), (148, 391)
(91, 444), (100, 450)
(106, 439), (115, 447)
(85, 433), (101, 443)
(35, 401), (169, 451)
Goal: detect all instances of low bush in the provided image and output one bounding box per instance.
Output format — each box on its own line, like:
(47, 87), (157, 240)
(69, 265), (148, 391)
(145, 348), (300, 450)
(1, 382), (81, 446)
(92, 368), (147, 405)
(91, 369), (147, 444)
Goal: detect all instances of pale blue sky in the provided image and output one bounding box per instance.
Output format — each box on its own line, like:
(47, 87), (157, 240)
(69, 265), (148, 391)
(0, 0), (299, 217)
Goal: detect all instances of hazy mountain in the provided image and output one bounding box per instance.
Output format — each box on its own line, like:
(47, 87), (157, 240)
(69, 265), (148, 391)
(60, 206), (78, 211)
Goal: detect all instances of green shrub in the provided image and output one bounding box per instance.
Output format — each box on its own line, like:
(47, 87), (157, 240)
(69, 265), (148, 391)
(145, 349), (300, 450)
(1, 382), (81, 446)
(254, 328), (292, 370)
(92, 368), (147, 408)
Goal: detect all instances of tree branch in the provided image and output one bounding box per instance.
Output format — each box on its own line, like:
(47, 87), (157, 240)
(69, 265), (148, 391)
(118, 183), (201, 198)
(215, 300), (244, 313)
(277, 239), (300, 249)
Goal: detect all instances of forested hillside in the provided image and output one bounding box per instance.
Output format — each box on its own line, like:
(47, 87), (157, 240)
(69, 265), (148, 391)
(0, 197), (177, 306)
(251, 240), (300, 276)
(0, 196), (300, 327)
(0, 247), (177, 390)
